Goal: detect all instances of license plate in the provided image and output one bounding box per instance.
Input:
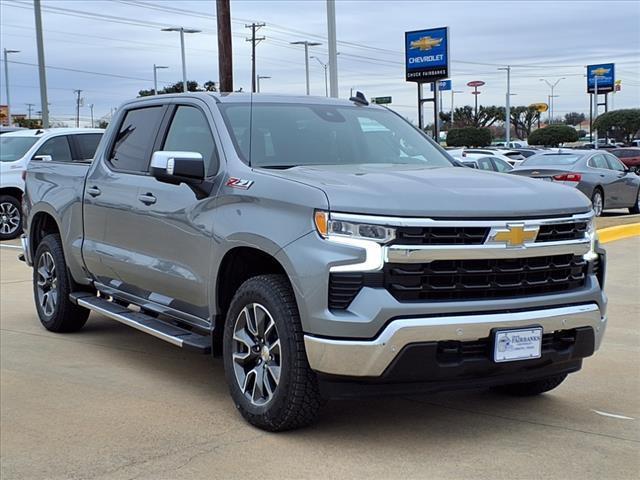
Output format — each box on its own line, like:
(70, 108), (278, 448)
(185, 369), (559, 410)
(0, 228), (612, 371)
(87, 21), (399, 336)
(493, 327), (543, 363)
(541, 177), (553, 182)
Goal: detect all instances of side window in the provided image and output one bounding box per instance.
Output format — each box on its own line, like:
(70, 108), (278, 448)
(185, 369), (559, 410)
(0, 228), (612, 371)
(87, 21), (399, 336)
(590, 154), (609, 169)
(493, 158), (512, 172)
(162, 106), (219, 175)
(73, 133), (103, 162)
(109, 106), (164, 172)
(34, 136), (73, 162)
(605, 155), (625, 171)
(477, 157), (494, 171)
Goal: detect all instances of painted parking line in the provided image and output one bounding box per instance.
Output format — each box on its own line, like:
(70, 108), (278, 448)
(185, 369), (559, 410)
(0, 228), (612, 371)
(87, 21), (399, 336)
(597, 223), (640, 244)
(592, 410), (635, 420)
(0, 244), (22, 250)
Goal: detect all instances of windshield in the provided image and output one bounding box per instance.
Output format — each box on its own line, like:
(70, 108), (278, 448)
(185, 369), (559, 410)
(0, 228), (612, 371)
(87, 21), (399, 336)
(219, 103), (454, 169)
(521, 154), (582, 166)
(0, 137), (39, 162)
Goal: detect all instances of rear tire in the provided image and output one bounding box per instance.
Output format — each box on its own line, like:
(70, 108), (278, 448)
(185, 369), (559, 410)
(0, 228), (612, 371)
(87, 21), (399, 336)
(223, 274), (323, 431)
(491, 373), (568, 396)
(0, 195), (22, 240)
(629, 188), (640, 215)
(33, 234), (90, 333)
(591, 189), (604, 217)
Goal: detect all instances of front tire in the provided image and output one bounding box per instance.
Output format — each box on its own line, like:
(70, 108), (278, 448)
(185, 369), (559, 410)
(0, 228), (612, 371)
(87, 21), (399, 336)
(591, 189), (604, 217)
(491, 373), (568, 396)
(0, 195), (22, 240)
(33, 234), (90, 332)
(223, 274), (323, 431)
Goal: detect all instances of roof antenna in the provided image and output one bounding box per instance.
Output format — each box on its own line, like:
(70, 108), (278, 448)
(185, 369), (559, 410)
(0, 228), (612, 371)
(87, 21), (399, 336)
(349, 91), (369, 106)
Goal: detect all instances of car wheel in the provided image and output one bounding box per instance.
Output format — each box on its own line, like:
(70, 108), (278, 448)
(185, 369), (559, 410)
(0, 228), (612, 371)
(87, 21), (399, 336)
(33, 234), (90, 332)
(630, 188), (640, 215)
(223, 274), (324, 431)
(491, 373), (568, 396)
(591, 189), (604, 217)
(0, 195), (23, 240)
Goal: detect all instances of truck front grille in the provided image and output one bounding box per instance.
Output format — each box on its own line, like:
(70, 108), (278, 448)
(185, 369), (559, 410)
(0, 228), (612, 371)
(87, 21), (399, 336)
(536, 222), (588, 242)
(384, 254), (588, 302)
(395, 226), (488, 245)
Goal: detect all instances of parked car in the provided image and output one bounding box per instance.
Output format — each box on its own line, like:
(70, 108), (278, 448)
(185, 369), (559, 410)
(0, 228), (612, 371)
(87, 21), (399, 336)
(511, 150), (640, 216)
(0, 128), (104, 240)
(461, 154), (513, 172)
(494, 141), (529, 149)
(515, 148), (543, 158)
(610, 148), (640, 168)
(0, 126), (26, 135)
(447, 147), (525, 166)
(22, 93), (606, 431)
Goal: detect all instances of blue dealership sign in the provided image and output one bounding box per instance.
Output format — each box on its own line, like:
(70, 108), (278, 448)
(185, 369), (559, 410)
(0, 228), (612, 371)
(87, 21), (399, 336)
(587, 63), (615, 93)
(405, 27), (449, 83)
(430, 80), (452, 91)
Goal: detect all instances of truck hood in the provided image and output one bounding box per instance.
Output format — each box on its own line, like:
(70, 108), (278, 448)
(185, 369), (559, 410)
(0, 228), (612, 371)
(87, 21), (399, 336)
(264, 164), (591, 218)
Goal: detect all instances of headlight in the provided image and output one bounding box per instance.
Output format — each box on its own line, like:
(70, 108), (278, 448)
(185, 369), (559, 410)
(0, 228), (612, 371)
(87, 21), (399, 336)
(584, 217), (598, 261)
(314, 211), (395, 244)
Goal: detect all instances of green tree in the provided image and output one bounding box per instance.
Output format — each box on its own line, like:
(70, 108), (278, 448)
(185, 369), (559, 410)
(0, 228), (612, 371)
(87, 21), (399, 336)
(97, 120), (109, 129)
(528, 125), (578, 147)
(14, 118), (43, 129)
(510, 106), (540, 140)
(138, 80), (211, 97)
(453, 105), (504, 128)
(592, 109), (640, 143)
(446, 127), (492, 147)
(564, 112), (586, 126)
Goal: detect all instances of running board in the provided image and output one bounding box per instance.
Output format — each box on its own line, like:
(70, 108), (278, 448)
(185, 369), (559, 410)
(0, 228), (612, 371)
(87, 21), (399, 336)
(70, 293), (211, 353)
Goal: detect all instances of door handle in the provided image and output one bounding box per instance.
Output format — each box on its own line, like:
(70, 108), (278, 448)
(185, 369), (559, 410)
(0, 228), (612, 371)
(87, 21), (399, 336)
(87, 186), (101, 197)
(137, 193), (157, 205)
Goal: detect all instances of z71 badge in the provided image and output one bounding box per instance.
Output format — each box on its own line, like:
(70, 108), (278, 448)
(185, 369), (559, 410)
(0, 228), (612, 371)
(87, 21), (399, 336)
(226, 177), (254, 190)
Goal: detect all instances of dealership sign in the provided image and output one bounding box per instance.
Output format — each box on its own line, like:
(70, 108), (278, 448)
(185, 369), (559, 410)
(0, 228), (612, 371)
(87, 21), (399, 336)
(587, 63), (615, 93)
(430, 80), (452, 91)
(405, 27), (449, 82)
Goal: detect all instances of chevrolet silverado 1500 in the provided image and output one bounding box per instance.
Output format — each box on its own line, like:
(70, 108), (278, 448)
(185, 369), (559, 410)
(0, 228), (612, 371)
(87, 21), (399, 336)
(21, 93), (607, 431)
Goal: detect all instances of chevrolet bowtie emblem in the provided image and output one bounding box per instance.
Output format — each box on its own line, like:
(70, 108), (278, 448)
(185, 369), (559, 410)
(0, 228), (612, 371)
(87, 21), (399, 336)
(490, 225), (539, 247)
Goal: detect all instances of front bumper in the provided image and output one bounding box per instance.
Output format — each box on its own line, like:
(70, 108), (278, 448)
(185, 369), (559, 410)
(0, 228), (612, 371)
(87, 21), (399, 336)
(304, 303), (605, 377)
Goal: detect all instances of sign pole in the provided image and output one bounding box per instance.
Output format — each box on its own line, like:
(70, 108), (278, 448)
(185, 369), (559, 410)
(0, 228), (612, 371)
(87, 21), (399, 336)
(589, 93), (593, 143)
(434, 81), (440, 140)
(417, 83), (423, 130)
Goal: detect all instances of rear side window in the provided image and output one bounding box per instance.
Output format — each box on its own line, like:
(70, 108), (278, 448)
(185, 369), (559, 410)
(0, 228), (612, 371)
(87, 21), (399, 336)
(73, 133), (103, 162)
(109, 106), (164, 172)
(162, 106), (219, 175)
(589, 154), (609, 169)
(34, 136), (73, 162)
(476, 157), (494, 171)
(605, 155), (625, 171)
(493, 158), (513, 172)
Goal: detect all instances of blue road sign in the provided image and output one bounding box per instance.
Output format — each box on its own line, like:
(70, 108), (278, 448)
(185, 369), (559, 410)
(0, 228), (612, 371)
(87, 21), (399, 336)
(430, 80), (452, 91)
(587, 63), (615, 94)
(405, 27), (449, 83)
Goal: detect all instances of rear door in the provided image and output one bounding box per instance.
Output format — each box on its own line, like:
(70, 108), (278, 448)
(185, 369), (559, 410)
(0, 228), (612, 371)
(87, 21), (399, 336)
(604, 153), (637, 205)
(589, 154), (623, 207)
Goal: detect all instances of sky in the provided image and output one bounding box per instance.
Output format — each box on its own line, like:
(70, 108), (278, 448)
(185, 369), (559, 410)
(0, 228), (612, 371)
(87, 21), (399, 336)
(1, 0), (639, 126)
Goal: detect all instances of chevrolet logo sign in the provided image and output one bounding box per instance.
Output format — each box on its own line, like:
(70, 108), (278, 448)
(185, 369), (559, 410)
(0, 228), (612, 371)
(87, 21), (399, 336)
(488, 224), (539, 247)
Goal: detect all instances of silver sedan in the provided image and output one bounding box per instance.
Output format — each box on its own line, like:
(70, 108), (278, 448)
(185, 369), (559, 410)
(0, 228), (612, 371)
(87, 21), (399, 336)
(510, 150), (640, 216)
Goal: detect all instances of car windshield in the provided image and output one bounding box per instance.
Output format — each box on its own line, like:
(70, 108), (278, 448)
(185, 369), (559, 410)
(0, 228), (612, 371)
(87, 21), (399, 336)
(0, 136), (39, 162)
(521, 154), (582, 166)
(219, 103), (454, 169)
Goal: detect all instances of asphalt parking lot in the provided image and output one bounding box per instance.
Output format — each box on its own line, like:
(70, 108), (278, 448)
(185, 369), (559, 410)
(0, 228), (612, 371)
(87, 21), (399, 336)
(1, 235), (638, 480)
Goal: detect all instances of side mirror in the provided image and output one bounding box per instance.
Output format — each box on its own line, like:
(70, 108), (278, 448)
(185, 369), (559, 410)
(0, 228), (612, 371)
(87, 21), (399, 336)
(32, 154), (53, 162)
(150, 151), (205, 184)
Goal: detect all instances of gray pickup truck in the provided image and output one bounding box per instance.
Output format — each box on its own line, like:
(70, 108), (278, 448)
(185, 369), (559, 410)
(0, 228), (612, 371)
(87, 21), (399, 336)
(21, 93), (607, 431)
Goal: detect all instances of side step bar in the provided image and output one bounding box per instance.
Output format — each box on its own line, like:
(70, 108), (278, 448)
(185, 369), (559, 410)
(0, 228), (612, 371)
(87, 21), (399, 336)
(70, 292), (211, 354)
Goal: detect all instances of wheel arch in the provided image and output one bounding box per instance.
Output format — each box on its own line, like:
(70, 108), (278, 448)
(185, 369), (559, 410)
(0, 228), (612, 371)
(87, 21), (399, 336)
(0, 186), (24, 201)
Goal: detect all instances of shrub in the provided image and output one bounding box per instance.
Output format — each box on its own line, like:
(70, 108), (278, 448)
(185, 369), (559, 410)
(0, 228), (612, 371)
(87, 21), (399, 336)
(446, 127), (492, 147)
(527, 125), (578, 147)
(592, 109), (640, 143)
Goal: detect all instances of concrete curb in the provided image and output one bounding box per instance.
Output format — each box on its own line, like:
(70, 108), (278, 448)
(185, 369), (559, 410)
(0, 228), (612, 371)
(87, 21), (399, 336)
(597, 223), (640, 244)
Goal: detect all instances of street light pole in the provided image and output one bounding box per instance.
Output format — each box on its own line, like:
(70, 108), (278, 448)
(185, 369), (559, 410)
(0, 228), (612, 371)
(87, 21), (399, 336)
(311, 56), (328, 96)
(540, 77), (565, 124)
(3, 49), (20, 126)
(256, 75), (271, 93)
(290, 41), (322, 95)
(89, 104), (94, 128)
(451, 89), (463, 124)
(499, 66), (511, 145)
(161, 27), (201, 93)
(34, 0), (49, 128)
(153, 64), (168, 95)
(326, 0), (339, 98)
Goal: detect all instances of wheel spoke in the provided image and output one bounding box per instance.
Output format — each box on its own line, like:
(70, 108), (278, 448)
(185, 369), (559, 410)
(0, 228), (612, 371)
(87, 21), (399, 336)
(251, 365), (266, 402)
(265, 364), (281, 385)
(243, 307), (259, 337)
(253, 304), (267, 338)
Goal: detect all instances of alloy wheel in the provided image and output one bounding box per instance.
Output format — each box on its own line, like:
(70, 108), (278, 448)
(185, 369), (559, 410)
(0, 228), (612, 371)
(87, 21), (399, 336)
(231, 303), (282, 406)
(36, 251), (58, 317)
(592, 192), (603, 216)
(0, 201), (20, 236)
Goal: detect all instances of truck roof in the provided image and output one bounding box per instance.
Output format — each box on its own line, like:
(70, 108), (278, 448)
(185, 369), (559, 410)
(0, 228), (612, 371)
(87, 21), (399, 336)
(1, 128), (105, 138)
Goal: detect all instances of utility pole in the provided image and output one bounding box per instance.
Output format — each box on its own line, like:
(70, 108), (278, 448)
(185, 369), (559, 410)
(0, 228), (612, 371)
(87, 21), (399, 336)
(34, 0), (49, 128)
(26, 103), (35, 119)
(246, 22), (266, 93)
(74, 89), (82, 128)
(256, 75), (271, 93)
(89, 104), (94, 128)
(311, 56), (328, 96)
(499, 66), (511, 145)
(326, 0), (339, 98)
(290, 41), (322, 95)
(3, 49), (20, 126)
(217, 0), (233, 92)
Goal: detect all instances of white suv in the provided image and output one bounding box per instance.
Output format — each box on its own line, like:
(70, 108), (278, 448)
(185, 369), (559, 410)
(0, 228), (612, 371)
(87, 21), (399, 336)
(0, 128), (103, 240)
